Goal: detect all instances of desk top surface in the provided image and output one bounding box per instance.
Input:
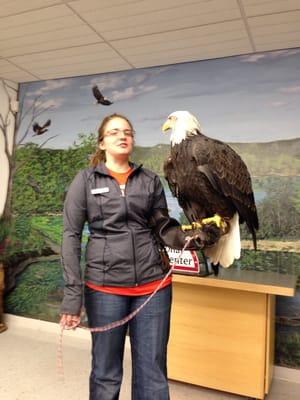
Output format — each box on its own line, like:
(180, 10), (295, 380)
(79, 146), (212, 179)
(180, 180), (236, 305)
(172, 268), (298, 296)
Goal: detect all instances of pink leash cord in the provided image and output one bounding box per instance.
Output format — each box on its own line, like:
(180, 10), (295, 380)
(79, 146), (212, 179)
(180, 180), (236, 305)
(57, 238), (193, 379)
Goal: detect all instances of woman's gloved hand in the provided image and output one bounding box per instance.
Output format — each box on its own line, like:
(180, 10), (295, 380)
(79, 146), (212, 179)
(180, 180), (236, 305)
(149, 208), (222, 251)
(183, 222), (222, 248)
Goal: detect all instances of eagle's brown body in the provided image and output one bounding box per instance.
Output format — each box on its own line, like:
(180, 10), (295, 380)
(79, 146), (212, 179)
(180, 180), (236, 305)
(164, 132), (259, 250)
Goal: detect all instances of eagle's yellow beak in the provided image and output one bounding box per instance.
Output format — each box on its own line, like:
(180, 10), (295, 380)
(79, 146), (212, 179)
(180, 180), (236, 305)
(162, 119), (171, 132)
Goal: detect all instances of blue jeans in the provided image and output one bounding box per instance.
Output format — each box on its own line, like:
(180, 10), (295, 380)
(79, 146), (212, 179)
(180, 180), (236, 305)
(84, 284), (172, 400)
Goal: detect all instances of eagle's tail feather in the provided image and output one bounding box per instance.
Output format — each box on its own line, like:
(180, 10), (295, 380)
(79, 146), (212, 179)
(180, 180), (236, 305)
(250, 226), (257, 251)
(204, 213), (240, 268)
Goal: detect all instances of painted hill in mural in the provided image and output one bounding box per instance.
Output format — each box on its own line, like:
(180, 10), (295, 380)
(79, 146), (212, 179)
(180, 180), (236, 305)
(230, 138), (300, 177)
(11, 136), (299, 216)
(132, 138), (300, 177)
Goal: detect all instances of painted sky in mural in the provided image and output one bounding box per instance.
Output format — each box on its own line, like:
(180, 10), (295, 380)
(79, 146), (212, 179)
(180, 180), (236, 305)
(18, 48), (300, 149)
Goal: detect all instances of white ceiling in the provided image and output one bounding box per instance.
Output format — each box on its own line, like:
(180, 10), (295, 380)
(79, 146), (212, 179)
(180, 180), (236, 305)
(0, 0), (299, 83)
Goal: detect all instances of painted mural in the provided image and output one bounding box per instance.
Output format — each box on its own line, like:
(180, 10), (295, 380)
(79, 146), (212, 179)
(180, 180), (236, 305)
(1, 48), (300, 369)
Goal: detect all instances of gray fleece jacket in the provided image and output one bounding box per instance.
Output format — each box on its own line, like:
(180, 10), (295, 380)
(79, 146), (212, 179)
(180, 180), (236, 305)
(60, 162), (212, 315)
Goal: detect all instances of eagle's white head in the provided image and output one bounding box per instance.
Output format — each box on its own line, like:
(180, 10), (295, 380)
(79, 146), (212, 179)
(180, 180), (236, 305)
(162, 111), (202, 146)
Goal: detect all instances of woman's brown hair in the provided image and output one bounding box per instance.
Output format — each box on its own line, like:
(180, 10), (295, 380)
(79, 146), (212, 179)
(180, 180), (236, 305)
(89, 113), (134, 167)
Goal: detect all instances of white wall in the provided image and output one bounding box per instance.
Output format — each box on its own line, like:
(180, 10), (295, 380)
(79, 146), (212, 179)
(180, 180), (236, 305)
(0, 79), (18, 218)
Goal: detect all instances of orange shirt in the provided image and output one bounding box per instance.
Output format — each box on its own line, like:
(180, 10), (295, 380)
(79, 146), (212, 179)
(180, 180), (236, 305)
(108, 167), (132, 196)
(85, 167), (171, 295)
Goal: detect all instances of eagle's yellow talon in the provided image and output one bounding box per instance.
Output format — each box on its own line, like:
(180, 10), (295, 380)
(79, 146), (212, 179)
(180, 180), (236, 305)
(181, 224), (193, 231)
(202, 214), (228, 232)
(181, 215), (228, 233)
(181, 221), (203, 231)
(192, 221), (202, 229)
(202, 215), (221, 227)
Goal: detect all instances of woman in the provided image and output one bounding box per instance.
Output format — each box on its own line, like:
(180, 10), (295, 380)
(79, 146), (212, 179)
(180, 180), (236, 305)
(60, 113), (219, 400)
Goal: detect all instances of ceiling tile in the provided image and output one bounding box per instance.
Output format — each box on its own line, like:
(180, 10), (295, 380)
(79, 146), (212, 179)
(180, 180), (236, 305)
(255, 34), (300, 51)
(0, 4), (72, 29)
(249, 10), (300, 26)
(0, 59), (38, 82)
(131, 46), (251, 68)
(249, 20), (300, 36)
(112, 20), (249, 57)
(22, 57), (130, 78)
(69, 0), (141, 14)
(242, 0), (300, 17)
(249, 10), (300, 50)
(0, 0), (61, 18)
(8, 43), (131, 79)
(0, 26), (100, 57)
(256, 40), (300, 53)
(129, 38), (251, 67)
(36, 61), (131, 80)
(71, 0), (200, 20)
(0, 35), (102, 58)
(9, 43), (122, 67)
(0, 14), (93, 41)
(0, 4), (102, 58)
(77, 0), (242, 40)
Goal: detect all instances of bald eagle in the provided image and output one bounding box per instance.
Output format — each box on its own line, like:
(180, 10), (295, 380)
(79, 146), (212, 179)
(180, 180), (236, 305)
(92, 85), (113, 105)
(32, 119), (51, 136)
(162, 111), (259, 270)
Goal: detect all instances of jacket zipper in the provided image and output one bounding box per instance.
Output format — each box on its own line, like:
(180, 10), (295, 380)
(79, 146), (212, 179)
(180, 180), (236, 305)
(123, 195), (138, 286)
(123, 178), (138, 285)
(111, 175), (138, 286)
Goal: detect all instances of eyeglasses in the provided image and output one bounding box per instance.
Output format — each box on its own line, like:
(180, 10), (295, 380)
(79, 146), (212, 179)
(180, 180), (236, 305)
(105, 128), (135, 138)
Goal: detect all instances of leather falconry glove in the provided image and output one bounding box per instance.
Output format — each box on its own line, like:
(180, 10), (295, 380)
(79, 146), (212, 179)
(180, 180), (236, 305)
(149, 209), (221, 250)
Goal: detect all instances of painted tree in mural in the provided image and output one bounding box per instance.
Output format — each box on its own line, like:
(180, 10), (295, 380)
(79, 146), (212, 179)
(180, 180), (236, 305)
(0, 79), (18, 330)
(0, 80), (18, 224)
(0, 78), (57, 298)
(0, 78), (58, 221)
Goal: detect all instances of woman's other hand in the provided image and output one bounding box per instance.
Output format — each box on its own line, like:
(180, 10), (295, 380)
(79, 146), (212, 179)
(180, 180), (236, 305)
(60, 313), (81, 330)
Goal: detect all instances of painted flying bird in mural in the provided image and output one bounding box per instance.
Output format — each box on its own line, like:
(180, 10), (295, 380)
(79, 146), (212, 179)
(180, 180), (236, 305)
(92, 85), (113, 105)
(162, 111), (259, 274)
(32, 119), (51, 136)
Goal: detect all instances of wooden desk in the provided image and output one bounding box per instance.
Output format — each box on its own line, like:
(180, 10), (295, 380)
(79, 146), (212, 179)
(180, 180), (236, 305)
(168, 269), (297, 399)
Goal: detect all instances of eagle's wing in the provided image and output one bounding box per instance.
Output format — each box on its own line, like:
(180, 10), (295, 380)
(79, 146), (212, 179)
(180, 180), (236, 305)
(92, 85), (104, 101)
(42, 119), (51, 129)
(101, 99), (113, 105)
(32, 122), (39, 132)
(164, 155), (200, 223)
(163, 157), (178, 198)
(192, 136), (259, 244)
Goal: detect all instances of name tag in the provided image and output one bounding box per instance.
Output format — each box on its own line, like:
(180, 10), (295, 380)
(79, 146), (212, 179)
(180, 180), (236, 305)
(91, 187), (109, 195)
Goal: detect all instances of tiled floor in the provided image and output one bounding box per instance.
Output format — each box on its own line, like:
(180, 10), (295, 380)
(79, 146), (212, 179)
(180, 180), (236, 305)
(0, 315), (299, 400)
